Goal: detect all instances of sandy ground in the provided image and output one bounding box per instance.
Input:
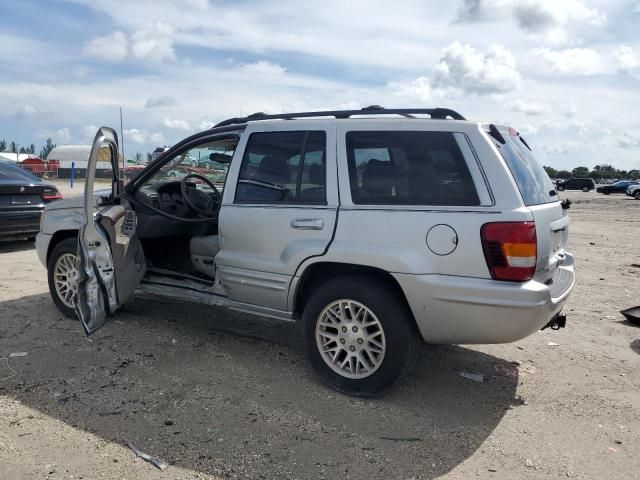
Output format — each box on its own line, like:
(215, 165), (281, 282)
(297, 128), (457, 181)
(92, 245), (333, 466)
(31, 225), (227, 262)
(0, 190), (639, 480)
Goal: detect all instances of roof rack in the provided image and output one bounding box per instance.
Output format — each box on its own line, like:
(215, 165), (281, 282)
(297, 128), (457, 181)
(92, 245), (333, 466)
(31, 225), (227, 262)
(214, 105), (466, 128)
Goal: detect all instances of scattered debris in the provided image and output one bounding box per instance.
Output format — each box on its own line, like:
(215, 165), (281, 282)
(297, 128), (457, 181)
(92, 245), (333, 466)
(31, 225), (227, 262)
(379, 436), (422, 442)
(164, 420), (174, 426)
(608, 447), (618, 453)
(9, 352), (28, 357)
(614, 440), (622, 445)
(589, 242), (596, 245)
(126, 441), (169, 470)
(460, 371), (485, 382)
(0, 358), (17, 381)
(525, 459), (534, 468)
(630, 264), (640, 268)
(547, 342), (560, 347)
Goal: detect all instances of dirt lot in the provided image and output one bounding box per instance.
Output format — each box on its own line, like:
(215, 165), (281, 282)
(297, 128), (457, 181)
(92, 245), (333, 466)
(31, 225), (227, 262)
(0, 190), (638, 480)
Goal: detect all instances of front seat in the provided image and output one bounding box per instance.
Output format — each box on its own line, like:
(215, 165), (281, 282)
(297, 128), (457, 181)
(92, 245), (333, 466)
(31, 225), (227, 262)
(190, 235), (219, 278)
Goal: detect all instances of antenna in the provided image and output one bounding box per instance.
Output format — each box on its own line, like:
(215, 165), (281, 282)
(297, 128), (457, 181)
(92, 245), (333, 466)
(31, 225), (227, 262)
(119, 107), (125, 170)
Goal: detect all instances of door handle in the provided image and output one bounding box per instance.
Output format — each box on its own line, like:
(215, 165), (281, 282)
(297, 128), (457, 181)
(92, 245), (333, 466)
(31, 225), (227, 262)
(291, 218), (324, 230)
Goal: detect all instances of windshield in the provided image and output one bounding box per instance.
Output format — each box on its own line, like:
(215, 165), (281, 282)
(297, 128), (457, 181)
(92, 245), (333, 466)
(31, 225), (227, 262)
(144, 138), (237, 187)
(492, 132), (556, 206)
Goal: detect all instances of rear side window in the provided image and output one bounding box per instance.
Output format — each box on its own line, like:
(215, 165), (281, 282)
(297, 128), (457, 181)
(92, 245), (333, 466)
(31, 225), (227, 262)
(493, 134), (556, 206)
(235, 131), (326, 204)
(346, 131), (479, 206)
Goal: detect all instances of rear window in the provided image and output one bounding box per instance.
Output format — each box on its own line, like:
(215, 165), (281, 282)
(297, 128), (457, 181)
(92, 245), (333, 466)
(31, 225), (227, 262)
(493, 133), (556, 206)
(0, 162), (41, 182)
(346, 131), (479, 206)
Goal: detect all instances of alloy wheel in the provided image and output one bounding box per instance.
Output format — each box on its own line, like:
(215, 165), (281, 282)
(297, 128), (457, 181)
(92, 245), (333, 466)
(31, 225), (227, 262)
(53, 253), (79, 308)
(315, 300), (386, 379)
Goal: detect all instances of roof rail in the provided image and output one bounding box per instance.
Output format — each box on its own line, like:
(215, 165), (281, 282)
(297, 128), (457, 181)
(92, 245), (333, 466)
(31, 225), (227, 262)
(213, 105), (466, 128)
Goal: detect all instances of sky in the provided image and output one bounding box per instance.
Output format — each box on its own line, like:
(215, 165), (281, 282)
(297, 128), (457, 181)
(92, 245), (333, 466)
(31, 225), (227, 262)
(1, 0), (639, 171)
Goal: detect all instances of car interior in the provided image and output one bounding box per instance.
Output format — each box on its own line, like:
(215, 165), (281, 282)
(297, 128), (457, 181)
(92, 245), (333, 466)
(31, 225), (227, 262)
(122, 138), (238, 283)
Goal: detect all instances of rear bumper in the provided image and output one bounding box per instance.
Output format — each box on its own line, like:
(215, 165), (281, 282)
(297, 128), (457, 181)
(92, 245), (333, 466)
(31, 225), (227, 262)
(0, 209), (42, 238)
(393, 253), (576, 344)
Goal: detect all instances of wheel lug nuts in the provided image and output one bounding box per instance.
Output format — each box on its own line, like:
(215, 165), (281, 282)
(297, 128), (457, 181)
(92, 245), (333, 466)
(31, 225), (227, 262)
(342, 326), (347, 333)
(352, 326), (358, 333)
(357, 338), (364, 344)
(340, 338), (346, 344)
(349, 346), (356, 352)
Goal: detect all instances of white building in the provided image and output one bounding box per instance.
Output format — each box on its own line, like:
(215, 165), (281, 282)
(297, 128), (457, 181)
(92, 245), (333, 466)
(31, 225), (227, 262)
(0, 152), (35, 163)
(47, 145), (120, 178)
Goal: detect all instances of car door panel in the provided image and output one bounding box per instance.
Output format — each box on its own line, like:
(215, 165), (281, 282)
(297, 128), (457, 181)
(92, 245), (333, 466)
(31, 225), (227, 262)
(216, 124), (338, 311)
(76, 127), (146, 334)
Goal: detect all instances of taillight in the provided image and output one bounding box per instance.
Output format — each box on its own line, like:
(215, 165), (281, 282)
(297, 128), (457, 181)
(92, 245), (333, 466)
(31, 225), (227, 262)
(481, 222), (537, 282)
(41, 189), (63, 202)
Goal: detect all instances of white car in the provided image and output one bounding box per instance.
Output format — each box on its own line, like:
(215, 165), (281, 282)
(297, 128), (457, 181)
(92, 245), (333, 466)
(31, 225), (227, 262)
(626, 183), (640, 199)
(37, 106), (575, 395)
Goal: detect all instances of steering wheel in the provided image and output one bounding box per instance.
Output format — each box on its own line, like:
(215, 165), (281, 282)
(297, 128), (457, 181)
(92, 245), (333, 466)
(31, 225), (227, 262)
(180, 173), (221, 217)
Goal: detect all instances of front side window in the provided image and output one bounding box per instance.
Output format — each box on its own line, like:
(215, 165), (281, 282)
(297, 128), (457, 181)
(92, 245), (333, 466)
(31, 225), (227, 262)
(142, 137), (237, 188)
(346, 131), (479, 206)
(235, 131), (326, 204)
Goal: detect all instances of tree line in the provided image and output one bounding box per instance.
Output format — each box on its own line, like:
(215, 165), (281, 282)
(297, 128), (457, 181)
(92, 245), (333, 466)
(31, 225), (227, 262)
(0, 138), (57, 160)
(543, 164), (639, 181)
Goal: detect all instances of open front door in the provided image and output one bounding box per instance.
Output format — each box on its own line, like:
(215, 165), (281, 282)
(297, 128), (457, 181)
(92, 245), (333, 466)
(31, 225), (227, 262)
(76, 127), (146, 334)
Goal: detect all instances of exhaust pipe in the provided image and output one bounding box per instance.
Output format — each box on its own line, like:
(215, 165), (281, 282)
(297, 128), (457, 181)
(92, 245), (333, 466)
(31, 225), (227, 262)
(541, 314), (567, 331)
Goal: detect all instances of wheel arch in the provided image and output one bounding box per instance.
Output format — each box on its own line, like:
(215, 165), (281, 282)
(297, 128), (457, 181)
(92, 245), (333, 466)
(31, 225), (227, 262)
(291, 261), (416, 328)
(47, 229), (78, 263)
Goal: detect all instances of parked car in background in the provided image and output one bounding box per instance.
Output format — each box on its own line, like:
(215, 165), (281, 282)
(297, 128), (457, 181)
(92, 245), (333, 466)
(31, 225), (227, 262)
(626, 183), (640, 199)
(37, 107), (574, 396)
(596, 180), (639, 195)
(555, 178), (595, 192)
(0, 160), (63, 240)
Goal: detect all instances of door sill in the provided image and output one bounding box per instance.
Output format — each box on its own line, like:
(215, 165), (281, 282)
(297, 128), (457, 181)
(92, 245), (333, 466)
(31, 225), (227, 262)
(137, 274), (294, 323)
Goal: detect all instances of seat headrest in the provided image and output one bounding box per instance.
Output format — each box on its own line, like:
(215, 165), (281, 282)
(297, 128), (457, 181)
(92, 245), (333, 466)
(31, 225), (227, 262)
(308, 163), (325, 185)
(362, 159), (395, 195)
(258, 155), (290, 184)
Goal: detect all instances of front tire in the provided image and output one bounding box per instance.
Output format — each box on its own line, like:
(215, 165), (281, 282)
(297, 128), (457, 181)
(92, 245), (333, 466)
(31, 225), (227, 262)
(582, 186), (589, 192)
(303, 275), (416, 396)
(634, 191), (640, 200)
(556, 185), (564, 191)
(47, 236), (79, 319)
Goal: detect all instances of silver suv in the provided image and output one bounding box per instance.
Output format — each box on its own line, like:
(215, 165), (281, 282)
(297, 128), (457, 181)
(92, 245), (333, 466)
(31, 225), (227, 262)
(37, 106), (575, 395)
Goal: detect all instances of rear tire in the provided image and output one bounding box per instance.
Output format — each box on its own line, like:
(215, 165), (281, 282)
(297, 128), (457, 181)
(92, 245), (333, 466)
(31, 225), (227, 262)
(556, 185), (564, 191)
(582, 186), (589, 192)
(303, 275), (416, 397)
(47, 236), (79, 319)
(634, 191), (640, 200)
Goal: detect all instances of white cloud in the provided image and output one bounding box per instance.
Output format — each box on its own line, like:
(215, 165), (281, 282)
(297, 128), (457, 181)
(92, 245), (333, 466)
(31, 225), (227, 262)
(145, 96), (177, 108)
(130, 23), (175, 62)
(533, 47), (605, 75)
(56, 127), (71, 143)
(507, 99), (549, 115)
(81, 125), (99, 141)
(162, 118), (190, 130)
(124, 128), (165, 145)
(239, 61), (286, 75)
(198, 119), (216, 130)
(617, 132), (640, 149)
(613, 45), (639, 72)
(389, 77), (433, 102)
(432, 42), (521, 95)
(454, 0), (606, 46)
(83, 31), (128, 62)
(82, 24), (175, 63)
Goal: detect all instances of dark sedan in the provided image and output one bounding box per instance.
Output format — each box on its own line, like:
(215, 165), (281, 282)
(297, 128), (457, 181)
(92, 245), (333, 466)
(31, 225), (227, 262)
(596, 180), (639, 195)
(0, 160), (63, 240)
